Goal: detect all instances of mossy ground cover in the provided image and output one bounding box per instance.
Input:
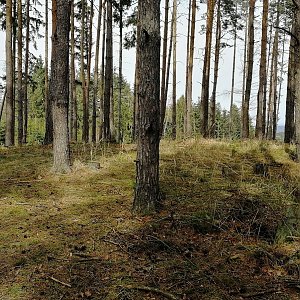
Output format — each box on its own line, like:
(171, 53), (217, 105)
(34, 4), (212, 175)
(0, 139), (299, 299)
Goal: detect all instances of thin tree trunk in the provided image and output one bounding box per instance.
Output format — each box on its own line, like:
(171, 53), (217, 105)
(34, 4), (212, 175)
(210, 0), (221, 138)
(255, 0), (268, 139)
(44, 0), (53, 144)
(103, 0), (113, 141)
(5, 0), (14, 147)
(294, 0), (300, 159)
(133, 0), (160, 213)
(242, 0), (255, 139)
(200, 0), (216, 137)
(186, 0), (196, 137)
(17, 0), (23, 145)
(160, 0), (169, 133)
(184, 0), (192, 136)
(133, 13), (141, 142)
(86, 0), (94, 142)
(284, 23), (295, 143)
(118, 2), (123, 143)
(172, 0), (177, 140)
(229, 5), (237, 139)
(92, 0), (103, 143)
(0, 89), (7, 124)
(51, 0), (71, 173)
(81, 0), (88, 143)
(70, 0), (77, 141)
(99, 4), (106, 141)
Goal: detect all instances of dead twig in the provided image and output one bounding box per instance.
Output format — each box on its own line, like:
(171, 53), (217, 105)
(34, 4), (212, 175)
(239, 288), (280, 298)
(49, 276), (72, 288)
(121, 285), (179, 300)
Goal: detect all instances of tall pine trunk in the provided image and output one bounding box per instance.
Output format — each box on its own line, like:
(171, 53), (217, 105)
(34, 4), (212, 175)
(103, 0), (113, 141)
(44, 0), (53, 144)
(210, 0), (221, 138)
(133, 0), (161, 213)
(242, 0), (255, 139)
(185, 0), (196, 137)
(255, 0), (268, 139)
(5, 0), (14, 147)
(284, 23), (295, 143)
(17, 0), (23, 145)
(51, 0), (71, 173)
(172, 0), (177, 140)
(200, 0), (215, 137)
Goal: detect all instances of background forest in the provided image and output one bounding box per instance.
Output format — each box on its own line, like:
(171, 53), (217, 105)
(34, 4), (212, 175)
(0, 0), (295, 145)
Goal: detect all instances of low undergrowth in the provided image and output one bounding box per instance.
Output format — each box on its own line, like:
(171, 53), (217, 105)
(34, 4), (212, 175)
(0, 139), (299, 299)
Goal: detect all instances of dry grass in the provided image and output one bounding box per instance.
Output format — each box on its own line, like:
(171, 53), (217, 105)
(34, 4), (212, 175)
(0, 140), (299, 299)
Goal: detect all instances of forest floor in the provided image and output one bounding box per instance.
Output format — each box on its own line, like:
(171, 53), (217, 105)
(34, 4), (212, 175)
(0, 139), (300, 300)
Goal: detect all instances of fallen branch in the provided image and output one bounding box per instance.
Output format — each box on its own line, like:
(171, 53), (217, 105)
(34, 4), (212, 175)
(121, 285), (179, 300)
(239, 288), (280, 298)
(49, 276), (72, 288)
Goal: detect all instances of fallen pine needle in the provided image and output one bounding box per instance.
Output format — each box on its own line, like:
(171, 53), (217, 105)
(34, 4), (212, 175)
(49, 276), (72, 288)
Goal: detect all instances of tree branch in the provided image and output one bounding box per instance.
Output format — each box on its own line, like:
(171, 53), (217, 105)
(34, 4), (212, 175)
(273, 26), (299, 47)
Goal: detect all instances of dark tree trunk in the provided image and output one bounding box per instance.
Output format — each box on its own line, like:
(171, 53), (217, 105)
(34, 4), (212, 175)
(133, 0), (161, 214)
(210, 0), (221, 138)
(255, 0), (268, 139)
(242, 0), (255, 139)
(284, 23), (295, 143)
(17, 0), (23, 145)
(5, 0), (14, 147)
(44, 0), (53, 145)
(51, 0), (71, 173)
(172, 0), (177, 140)
(103, 0), (113, 141)
(200, 0), (215, 137)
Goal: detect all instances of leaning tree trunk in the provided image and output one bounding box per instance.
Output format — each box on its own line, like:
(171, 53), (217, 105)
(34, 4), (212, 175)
(255, 0), (268, 139)
(51, 0), (71, 173)
(160, 0), (169, 135)
(133, 0), (161, 213)
(284, 23), (295, 143)
(242, 0), (255, 139)
(5, 0), (14, 147)
(200, 0), (216, 138)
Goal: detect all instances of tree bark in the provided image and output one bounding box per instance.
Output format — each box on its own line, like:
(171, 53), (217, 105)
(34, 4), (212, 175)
(242, 0), (255, 139)
(5, 0), (14, 147)
(133, 0), (161, 213)
(81, 0), (88, 143)
(293, 0), (300, 158)
(284, 23), (295, 144)
(103, 0), (113, 141)
(70, 0), (78, 142)
(44, 0), (53, 145)
(200, 0), (216, 137)
(118, 2), (123, 143)
(51, 0), (71, 173)
(255, 0), (268, 139)
(160, 0), (169, 135)
(172, 0), (177, 140)
(185, 0), (196, 137)
(17, 0), (23, 145)
(210, 0), (221, 138)
(184, 0), (192, 136)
